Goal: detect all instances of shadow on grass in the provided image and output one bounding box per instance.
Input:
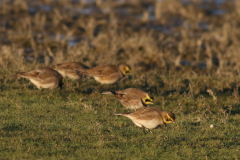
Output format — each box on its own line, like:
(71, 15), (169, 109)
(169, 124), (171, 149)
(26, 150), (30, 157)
(75, 87), (95, 94)
(2, 123), (24, 131)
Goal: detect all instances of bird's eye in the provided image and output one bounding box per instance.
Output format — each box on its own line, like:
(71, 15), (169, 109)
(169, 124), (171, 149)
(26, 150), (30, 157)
(145, 99), (152, 102)
(125, 68), (131, 73)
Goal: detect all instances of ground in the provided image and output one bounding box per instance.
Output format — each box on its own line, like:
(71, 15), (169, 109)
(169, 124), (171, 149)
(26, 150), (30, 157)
(0, 0), (240, 159)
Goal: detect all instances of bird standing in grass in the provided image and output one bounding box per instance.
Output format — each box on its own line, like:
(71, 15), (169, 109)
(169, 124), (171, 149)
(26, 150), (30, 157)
(16, 67), (63, 90)
(78, 64), (131, 84)
(114, 107), (175, 134)
(102, 88), (153, 110)
(54, 62), (89, 80)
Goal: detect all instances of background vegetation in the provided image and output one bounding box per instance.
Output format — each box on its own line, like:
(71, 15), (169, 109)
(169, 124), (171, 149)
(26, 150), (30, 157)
(0, 0), (240, 159)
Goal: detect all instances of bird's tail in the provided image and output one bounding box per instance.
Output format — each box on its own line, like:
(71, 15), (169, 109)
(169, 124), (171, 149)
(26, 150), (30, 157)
(17, 72), (26, 76)
(114, 113), (129, 116)
(101, 91), (116, 95)
(114, 113), (123, 116)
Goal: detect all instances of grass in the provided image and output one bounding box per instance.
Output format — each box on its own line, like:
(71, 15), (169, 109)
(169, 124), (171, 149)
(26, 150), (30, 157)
(0, 0), (240, 159)
(0, 74), (240, 159)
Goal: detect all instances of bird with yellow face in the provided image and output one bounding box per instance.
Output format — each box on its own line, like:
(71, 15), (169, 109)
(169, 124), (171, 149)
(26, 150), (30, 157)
(114, 107), (175, 134)
(78, 64), (131, 84)
(102, 88), (153, 110)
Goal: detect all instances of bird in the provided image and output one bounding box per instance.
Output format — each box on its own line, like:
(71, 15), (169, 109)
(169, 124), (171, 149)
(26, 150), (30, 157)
(77, 64), (131, 84)
(102, 88), (153, 110)
(114, 107), (175, 134)
(16, 67), (63, 90)
(53, 62), (89, 80)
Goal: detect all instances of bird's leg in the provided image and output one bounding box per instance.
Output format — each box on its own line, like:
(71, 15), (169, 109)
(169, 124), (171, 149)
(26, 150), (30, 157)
(107, 84), (111, 90)
(146, 128), (153, 134)
(120, 76), (127, 82)
(133, 105), (137, 111)
(141, 126), (146, 135)
(98, 84), (104, 92)
(115, 83), (120, 90)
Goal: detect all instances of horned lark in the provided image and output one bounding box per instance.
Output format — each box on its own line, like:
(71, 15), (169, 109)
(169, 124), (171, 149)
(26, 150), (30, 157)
(17, 67), (63, 90)
(54, 62), (89, 80)
(102, 88), (153, 109)
(78, 64), (131, 84)
(114, 107), (175, 134)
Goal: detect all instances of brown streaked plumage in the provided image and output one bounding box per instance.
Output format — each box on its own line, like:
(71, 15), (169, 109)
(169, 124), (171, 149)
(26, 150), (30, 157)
(102, 88), (153, 110)
(114, 107), (175, 134)
(79, 64), (131, 84)
(17, 67), (63, 90)
(54, 62), (89, 80)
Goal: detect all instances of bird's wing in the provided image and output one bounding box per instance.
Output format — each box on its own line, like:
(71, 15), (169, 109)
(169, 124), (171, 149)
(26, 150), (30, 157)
(131, 107), (160, 120)
(87, 65), (119, 77)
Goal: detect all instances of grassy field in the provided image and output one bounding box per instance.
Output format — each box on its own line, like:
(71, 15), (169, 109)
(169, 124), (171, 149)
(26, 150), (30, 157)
(1, 72), (240, 159)
(1, 0), (240, 159)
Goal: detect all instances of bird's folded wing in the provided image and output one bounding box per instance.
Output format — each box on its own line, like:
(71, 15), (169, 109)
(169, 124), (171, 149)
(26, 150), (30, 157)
(133, 108), (160, 120)
(88, 65), (119, 77)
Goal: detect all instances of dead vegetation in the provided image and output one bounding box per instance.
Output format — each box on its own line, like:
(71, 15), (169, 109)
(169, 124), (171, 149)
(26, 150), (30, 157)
(0, 0), (240, 159)
(0, 0), (238, 75)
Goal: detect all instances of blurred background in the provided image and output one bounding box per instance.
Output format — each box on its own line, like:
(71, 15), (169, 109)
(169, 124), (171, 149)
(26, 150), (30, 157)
(0, 0), (239, 75)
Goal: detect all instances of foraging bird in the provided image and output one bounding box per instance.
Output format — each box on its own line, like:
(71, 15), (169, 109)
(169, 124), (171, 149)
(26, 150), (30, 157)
(54, 62), (89, 80)
(78, 64), (131, 84)
(102, 88), (153, 110)
(16, 67), (63, 90)
(114, 107), (175, 134)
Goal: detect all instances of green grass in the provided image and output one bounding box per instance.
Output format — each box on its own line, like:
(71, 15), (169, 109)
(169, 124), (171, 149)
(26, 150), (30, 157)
(0, 0), (239, 159)
(0, 74), (240, 160)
